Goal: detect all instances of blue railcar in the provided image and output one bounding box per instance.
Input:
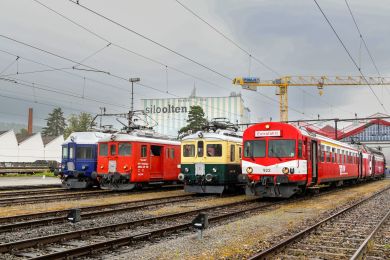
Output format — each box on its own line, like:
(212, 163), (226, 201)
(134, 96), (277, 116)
(55, 132), (109, 189)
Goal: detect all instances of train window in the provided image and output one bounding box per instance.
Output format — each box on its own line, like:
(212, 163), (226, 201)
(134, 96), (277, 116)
(341, 151), (344, 164)
(110, 144), (117, 156)
(183, 144), (195, 157)
(99, 143), (108, 156)
(62, 146), (68, 159)
(320, 151), (324, 162)
(118, 143), (132, 156)
(239, 147), (242, 159)
(336, 149), (340, 163)
(269, 140), (295, 158)
(230, 144), (235, 162)
(170, 148), (175, 158)
(298, 140), (303, 158)
(331, 148), (335, 163)
(141, 145), (147, 157)
(151, 146), (162, 156)
(76, 147), (94, 159)
(326, 151), (331, 162)
(244, 140), (265, 158)
(198, 141), (204, 157)
(69, 146), (74, 159)
(207, 144), (222, 157)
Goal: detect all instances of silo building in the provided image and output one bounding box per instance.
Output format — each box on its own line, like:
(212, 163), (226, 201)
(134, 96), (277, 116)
(142, 92), (250, 137)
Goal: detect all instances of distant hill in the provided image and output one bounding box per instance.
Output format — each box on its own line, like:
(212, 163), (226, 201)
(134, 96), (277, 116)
(0, 122), (43, 133)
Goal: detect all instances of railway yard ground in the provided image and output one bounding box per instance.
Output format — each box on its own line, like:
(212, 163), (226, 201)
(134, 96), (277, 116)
(0, 176), (61, 189)
(0, 179), (389, 259)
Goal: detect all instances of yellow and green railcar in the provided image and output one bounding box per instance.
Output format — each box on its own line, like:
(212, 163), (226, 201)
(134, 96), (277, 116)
(178, 130), (244, 194)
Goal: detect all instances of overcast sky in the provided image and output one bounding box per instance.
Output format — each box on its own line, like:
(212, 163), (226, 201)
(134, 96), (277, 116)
(1, 0), (390, 129)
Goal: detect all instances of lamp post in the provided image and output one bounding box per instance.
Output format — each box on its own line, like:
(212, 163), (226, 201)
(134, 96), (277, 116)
(129, 78), (140, 130)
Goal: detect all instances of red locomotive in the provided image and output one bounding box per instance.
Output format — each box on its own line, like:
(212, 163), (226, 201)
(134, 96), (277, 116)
(242, 122), (385, 198)
(94, 130), (181, 190)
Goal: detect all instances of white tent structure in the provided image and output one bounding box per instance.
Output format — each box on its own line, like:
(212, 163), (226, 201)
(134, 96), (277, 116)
(0, 130), (19, 162)
(17, 133), (45, 163)
(43, 135), (64, 162)
(0, 130), (64, 163)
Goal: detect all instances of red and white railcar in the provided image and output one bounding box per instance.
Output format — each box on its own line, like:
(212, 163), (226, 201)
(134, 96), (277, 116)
(94, 131), (181, 190)
(242, 122), (385, 198)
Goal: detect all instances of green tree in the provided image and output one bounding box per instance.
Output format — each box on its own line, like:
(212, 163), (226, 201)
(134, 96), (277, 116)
(64, 112), (95, 138)
(18, 128), (29, 138)
(178, 105), (207, 135)
(42, 108), (66, 137)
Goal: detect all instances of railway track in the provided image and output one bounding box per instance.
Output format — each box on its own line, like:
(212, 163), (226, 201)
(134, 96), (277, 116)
(0, 184), (61, 191)
(0, 194), (197, 232)
(0, 188), (76, 197)
(0, 185), (183, 207)
(0, 198), (275, 259)
(249, 186), (390, 260)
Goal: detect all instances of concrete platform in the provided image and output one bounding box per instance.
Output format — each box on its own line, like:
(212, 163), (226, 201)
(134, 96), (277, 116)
(0, 176), (61, 189)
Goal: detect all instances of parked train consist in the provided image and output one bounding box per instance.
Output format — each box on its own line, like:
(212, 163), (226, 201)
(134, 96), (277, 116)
(56, 132), (110, 189)
(242, 122), (385, 198)
(95, 130), (181, 190)
(179, 129), (244, 194)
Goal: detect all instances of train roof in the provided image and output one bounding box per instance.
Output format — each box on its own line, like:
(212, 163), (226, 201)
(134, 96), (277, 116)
(99, 130), (180, 146)
(63, 132), (111, 145)
(182, 130), (242, 142)
(298, 126), (360, 151)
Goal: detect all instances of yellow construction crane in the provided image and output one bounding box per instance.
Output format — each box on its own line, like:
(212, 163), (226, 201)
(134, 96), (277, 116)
(233, 76), (390, 122)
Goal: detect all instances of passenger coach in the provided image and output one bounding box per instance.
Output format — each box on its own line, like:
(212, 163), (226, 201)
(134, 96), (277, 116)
(242, 122), (385, 198)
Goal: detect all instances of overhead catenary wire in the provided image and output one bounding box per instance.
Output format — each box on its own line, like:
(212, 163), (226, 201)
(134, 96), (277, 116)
(64, 0), (316, 119)
(173, 0), (352, 118)
(313, 0), (388, 114)
(0, 56), (19, 76)
(344, 0), (381, 77)
(68, 0), (231, 81)
(174, 0), (279, 77)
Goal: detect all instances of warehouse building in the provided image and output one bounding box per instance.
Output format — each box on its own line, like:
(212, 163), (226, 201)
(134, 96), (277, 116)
(0, 131), (64, 162)
(142, 92), (250, 136)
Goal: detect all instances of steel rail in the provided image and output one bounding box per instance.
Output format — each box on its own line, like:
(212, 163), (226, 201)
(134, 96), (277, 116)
(0, 198), (267, 254)
(0, 188), (83, 197)
(0, 185), (183, 207)
(0, 190), (112, 206)
(0, 194), (196, 232)
(350, 207), (390, 260)
(21, 200), (274, 259)
(0, 184), (61, 191)
(248, 185), (390, 259)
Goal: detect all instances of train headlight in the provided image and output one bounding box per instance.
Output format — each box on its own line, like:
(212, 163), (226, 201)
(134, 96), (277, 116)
(123, 165), (128, 170)
(205, 173), (213, 182)
(246, 167), (253, 174)
(184, 168), (189, 173)
(82, 165), (88, 170)
(282, 167), (289, 174)
(212, 167), (217, 173)
(178, 173), (185, 181)
(100, 165), (104, 169)
(61, 164), (65, 169)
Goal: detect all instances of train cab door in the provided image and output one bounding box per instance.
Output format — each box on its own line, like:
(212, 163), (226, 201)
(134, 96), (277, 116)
(358, 152), (363, 179)
(150, 145), (163, 180)
(67, 143), (76, 171)
(311, 140), (318, 184)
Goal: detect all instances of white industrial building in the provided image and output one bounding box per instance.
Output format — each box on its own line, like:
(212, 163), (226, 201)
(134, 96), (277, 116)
(0, 131), (64, 162)
(142, 92), (250, 137)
